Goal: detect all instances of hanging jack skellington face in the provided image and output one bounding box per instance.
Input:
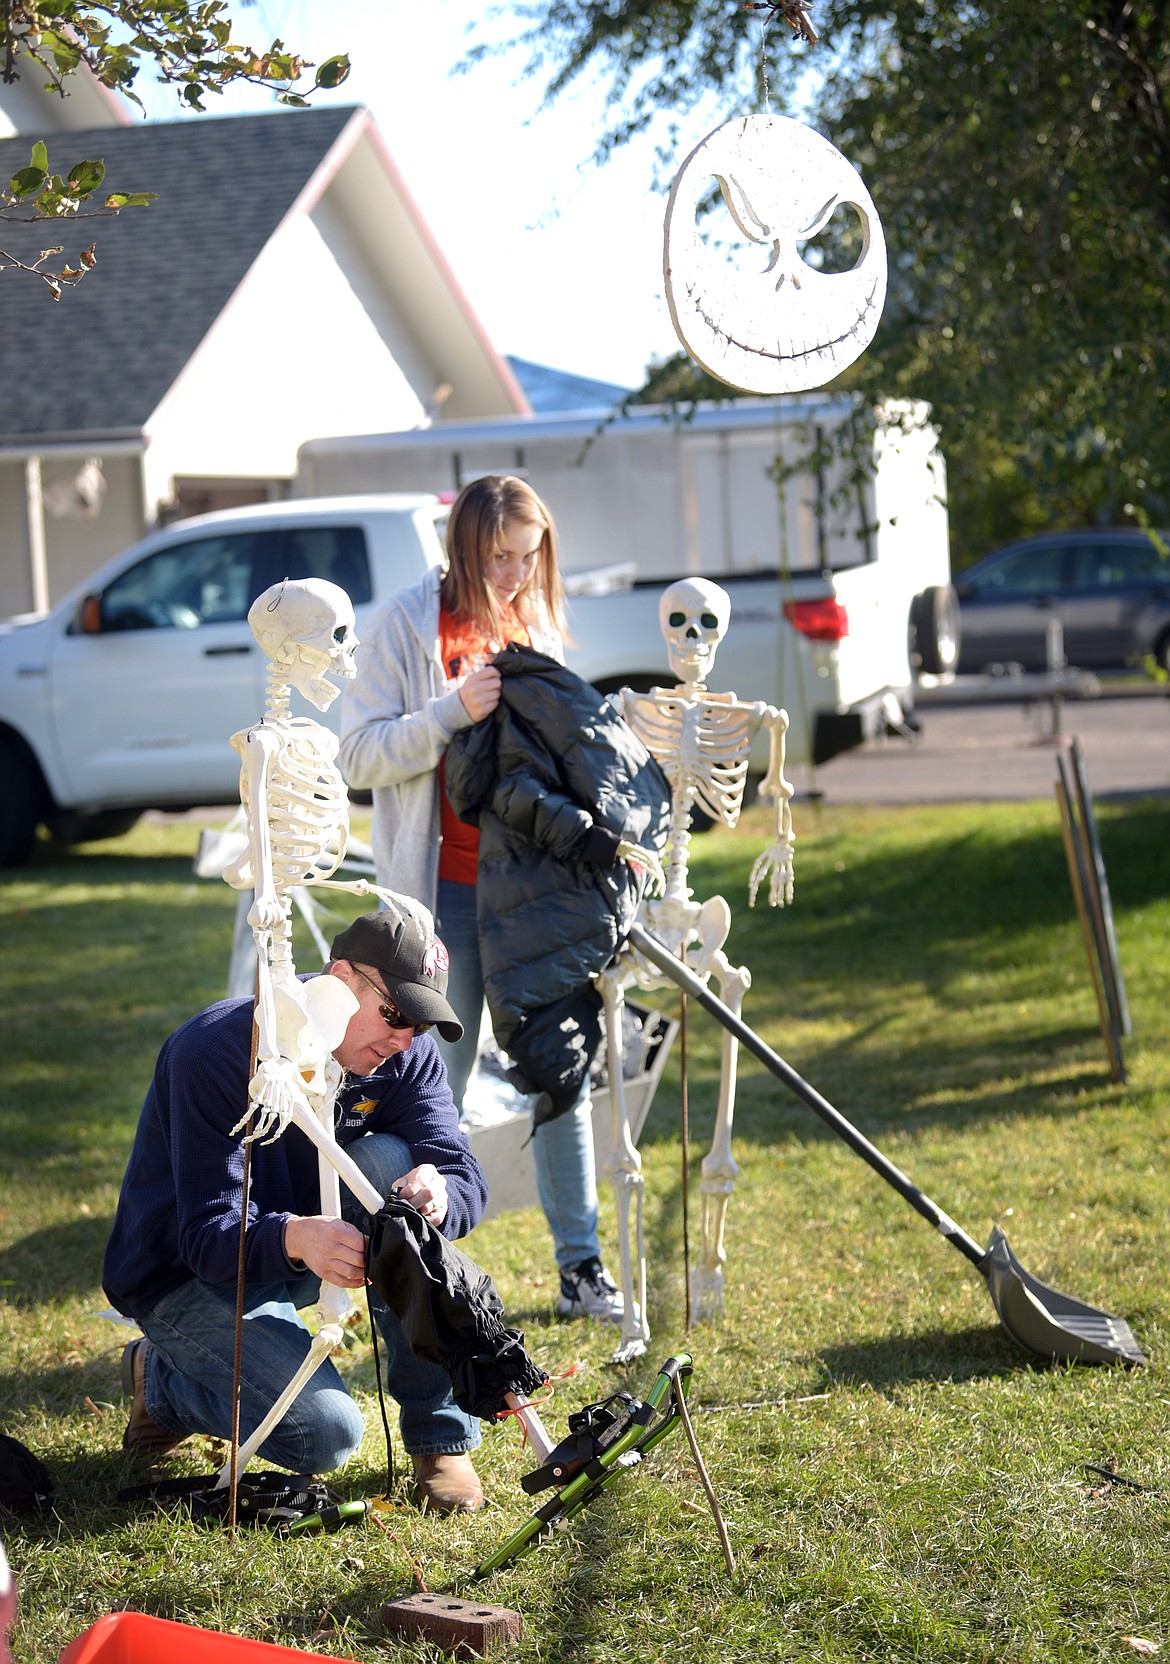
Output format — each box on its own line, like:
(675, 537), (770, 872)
(663, 114), (887, 395)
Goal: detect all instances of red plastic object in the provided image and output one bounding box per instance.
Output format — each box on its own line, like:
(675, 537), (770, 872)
(58, 1612), (359, 1664)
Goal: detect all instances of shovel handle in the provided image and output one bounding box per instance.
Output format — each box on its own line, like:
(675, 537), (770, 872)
(628, 925), (987, 1270)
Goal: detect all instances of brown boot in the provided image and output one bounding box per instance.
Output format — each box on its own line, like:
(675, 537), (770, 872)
(410, 1452), (485, 1514)
(120, 1339), (184, 1456)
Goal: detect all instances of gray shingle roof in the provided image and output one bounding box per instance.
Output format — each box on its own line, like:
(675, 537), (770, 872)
(0, 105), (358, 443)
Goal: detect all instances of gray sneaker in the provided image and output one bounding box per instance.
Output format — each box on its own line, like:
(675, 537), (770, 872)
(556, 1259), (626, 1322)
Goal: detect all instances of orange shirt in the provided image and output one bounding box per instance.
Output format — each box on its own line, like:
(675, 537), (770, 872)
(438, 603), (530, 885)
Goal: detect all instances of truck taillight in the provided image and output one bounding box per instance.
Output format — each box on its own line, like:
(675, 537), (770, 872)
(783, 598), (850, 641)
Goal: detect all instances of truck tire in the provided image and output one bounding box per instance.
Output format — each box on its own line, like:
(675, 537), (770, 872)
(0, 743), (44, 867)
(46, 807), (142, 846)
(909, 584), (961, 676)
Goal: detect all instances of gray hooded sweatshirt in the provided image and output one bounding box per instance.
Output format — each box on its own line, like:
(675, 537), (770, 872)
(339, 566), (561, 909)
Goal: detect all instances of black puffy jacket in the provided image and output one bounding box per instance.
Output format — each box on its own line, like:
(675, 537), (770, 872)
(444, 643), (671, 1121)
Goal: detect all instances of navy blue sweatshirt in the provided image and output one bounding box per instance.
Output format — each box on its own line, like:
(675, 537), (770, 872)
(102, 991), (487, 1321)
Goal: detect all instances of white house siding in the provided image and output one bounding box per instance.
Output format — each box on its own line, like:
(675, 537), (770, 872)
(142, 210), (427, 520)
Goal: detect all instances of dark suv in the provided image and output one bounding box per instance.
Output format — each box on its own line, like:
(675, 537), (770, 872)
(955, 528), (1170, 673)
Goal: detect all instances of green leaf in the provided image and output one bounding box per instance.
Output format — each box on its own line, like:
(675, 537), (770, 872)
(315, 55), (350, 89)
(67, 159), (105, 197)
(104, 192), (156, 208)
(276, 93), (309, 107)
(29, 142), (48, 173)
(8, 166), (47, 199)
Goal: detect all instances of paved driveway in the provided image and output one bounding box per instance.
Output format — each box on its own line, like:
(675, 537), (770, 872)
(790, 689), (1170, 803)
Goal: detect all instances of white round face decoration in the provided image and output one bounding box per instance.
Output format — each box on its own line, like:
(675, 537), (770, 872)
(663, 114), (887, 395)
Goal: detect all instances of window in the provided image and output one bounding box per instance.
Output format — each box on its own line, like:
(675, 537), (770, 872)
(278, 526), (371, 604)
(1069, 541), (1170, 589)
(97, 526), (372, 631)
(969, 544), (1067, 596)
(100, 534), (263, 630)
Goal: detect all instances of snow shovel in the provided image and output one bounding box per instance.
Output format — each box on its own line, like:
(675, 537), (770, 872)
(628, 923), (1146, 1367)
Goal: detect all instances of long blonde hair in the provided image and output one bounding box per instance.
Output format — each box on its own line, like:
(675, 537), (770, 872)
(440, 475), (567, 640)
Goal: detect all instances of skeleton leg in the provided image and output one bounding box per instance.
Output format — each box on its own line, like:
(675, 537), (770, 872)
(215, 1325), (342, 1487)
(693, 950), (750, 1321)
(217, 1091), (361, 1487)
(314, 1090), (357, 1333)
(597, 972), (649, 1361)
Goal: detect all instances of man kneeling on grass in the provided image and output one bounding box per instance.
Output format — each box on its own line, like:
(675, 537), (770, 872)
(101, 896), (488, 1515)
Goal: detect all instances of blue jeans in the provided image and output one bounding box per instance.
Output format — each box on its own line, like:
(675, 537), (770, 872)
(138, 1133), (480, 1470)
(436, 877), (602, 1273)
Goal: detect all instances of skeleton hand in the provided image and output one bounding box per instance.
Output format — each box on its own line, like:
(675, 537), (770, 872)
(748, 840), (795, 909)
(232, 1056), (308, 1144)
(615, 838), (665, 896)
(247, 889), (285, 932)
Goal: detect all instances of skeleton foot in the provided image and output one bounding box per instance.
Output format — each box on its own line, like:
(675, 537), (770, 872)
(696, 1177), (734, 1325)
(691, 1262), (725, 1322)
(609, 1331), (648, 1365)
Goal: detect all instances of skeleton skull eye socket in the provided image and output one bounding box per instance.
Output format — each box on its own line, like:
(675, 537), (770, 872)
(332, 625), (348, 644)
(668, 611), (687, 627)
(701, 612), (720, 628)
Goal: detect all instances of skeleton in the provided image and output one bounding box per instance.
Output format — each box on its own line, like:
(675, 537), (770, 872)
(597, 578), (795, 1360)
(214, 577), (557, 1479)
(664, 113), (887, 394)
(216, 576), (399, 1480)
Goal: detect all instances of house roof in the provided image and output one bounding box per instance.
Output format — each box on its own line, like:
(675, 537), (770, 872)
(506, 355), (631, 413)
(0, 105), (526, 446)
(0, 50), (130, 136)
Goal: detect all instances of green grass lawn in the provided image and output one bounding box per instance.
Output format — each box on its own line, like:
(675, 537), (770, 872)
(2, 796), (1168, 1662)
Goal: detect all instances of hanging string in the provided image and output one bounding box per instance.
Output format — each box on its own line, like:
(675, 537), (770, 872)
(757, 16), (773, 114)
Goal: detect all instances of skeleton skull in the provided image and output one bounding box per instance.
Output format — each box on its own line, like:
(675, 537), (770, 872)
(664, 114), (887, 394)
(660, 578), (731, 686)
(248, 578), (358, 711)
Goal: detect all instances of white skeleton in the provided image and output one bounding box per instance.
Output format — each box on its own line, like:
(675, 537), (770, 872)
(597, 577), (795, 1360)
(216, 576), (398, 1481)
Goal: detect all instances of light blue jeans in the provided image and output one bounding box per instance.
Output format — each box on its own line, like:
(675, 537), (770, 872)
(138, 1132), (480, 1470)
(437, 877), (602, 1273)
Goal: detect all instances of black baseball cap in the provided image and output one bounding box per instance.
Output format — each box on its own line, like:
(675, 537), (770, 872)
(330, 896), (463, 1043)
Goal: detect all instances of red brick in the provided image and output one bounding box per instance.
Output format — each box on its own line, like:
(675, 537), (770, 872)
(381, 1593), (522, 1658)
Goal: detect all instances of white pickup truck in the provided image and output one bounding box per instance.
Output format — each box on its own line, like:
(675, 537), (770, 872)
(0, 480), (956, 865)
(0, 495), (443, 864)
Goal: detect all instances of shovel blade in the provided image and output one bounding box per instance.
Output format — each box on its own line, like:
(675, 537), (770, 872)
(982, 1226), (1146, 1366)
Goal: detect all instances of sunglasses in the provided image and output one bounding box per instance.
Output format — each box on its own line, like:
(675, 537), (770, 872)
(350, 966), (433, 1035)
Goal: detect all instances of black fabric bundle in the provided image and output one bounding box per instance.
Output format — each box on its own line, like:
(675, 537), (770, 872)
(445, 643), (670, 1119)
(366, 1197), (546, 1419)
(0, 1434), (53, 1513)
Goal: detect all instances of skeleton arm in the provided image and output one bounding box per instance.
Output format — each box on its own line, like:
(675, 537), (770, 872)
(748, 704), (796, 909)
(224, 722), (285, 930)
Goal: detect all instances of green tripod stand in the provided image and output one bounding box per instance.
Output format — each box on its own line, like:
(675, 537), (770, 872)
(474, 1354), (694, 1577)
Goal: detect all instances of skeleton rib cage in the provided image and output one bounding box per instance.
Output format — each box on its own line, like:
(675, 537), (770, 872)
(625, 694), (757, 829)
(241, 719), (350, 892)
